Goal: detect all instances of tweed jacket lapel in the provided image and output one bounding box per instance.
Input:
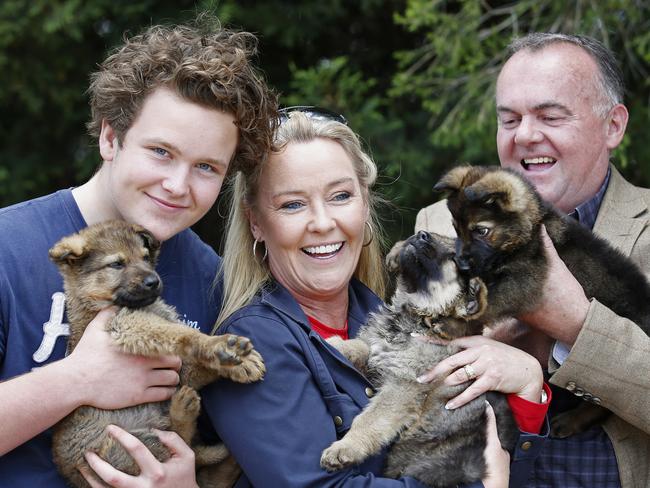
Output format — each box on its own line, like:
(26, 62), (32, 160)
(593, 165), (649, 257)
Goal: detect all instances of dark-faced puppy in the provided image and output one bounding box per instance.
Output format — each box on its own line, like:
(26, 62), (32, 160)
(320, 231), (517, 488)
(435, 164), (650, 436)
(49, 220), (264, 488)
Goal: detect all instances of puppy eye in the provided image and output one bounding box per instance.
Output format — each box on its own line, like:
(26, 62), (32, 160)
(473, 227), (490, 238)
(108, 261), (125, 270)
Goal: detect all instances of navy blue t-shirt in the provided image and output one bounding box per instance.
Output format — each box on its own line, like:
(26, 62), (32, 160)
(0, 189), (222, 487)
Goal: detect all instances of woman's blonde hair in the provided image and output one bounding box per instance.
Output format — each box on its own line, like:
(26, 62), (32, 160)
(214, 111), (386, 330)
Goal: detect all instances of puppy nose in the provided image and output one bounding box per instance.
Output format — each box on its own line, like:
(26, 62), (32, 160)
(416, 230), (431, 242)
(143, 274), (160, 290)
(453, 255), (472, 272)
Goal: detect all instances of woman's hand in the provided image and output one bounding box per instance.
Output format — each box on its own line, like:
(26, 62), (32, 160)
(417, 335), (543, 409)
(80, 425), (198, 488)
(481, 402), (510, 488)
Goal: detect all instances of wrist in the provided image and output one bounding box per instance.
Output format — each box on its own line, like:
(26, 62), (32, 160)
(517, 368), (544, 403)
(36, 357), (88, 410)
(52, 354), (94, 407)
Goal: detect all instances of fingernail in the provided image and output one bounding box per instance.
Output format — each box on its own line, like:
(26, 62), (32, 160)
(410, 332), (422, 337)
(416, 375), (428, 383)
(445, 401), (456, 410)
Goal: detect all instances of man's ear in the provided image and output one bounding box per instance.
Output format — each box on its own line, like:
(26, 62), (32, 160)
(99, 120), (119, 162)
(605, 104), (629, 150)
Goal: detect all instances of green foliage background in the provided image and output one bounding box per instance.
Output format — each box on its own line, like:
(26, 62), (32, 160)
(1, 0), (649, 248)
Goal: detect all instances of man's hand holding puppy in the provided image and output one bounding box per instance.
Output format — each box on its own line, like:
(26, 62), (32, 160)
(418, 225), (581, 410)
(81, 426), (198, 488)
(517, 226), (590, 347)
(0, 309), (181, 457)
(70, 310), (182, 410)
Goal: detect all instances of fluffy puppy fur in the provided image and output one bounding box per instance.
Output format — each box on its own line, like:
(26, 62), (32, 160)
(320, 231), (518, 487)
(434, 165), (650, 436)
(49, 220), (264, 488)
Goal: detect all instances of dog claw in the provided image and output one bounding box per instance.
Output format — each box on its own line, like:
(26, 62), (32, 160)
(217, 348), (243, 365)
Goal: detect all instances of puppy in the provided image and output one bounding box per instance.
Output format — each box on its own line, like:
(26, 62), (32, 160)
(320, 231), (518, 488)
(434, 164), (650, 436)
(49, 220), (264, 488)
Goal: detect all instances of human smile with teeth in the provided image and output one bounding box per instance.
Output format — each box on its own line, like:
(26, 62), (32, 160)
(496, 42), (625, 212)
(249, 136), (368, 303)
(302, 242), (344, 258)
(521, 156), (557, 171)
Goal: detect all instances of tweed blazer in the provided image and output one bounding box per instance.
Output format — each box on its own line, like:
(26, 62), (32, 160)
(414, 165), (650, 488)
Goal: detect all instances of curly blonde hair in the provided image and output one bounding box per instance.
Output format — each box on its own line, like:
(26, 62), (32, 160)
(215, 112), (387, 329)
(87, 15), (277, 174)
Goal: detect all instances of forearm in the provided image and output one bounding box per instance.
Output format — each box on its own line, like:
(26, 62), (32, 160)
(550, 299), (650, 432)
(0, 358), (84, 455)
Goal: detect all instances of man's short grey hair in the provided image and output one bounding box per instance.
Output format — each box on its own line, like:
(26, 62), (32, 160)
(508, 33), (625, 116)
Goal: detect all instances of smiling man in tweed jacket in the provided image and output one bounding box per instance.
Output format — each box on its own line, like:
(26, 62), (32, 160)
(416, 33), (650, 488)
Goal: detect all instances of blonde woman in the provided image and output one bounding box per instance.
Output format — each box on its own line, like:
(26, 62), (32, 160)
(200, 109), (511, 487)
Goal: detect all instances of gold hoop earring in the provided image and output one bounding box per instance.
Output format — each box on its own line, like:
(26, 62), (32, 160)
(252, 238), (268, 261)
(362, 221), (374, 247)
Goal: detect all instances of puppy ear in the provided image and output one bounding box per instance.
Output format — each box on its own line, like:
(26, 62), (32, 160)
(463, 185), (509, 207)
(433, 166), (473, 194)
(385, 240), (405, 272)
(465, 170), (531, 214)
(136, 228), (160, 254)
(49, 234), (88, 265)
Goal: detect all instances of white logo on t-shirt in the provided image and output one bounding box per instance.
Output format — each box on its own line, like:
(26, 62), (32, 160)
(180, 314), (200, 329)
(32, 292), (70, 363)
(31, 294), (201, 364)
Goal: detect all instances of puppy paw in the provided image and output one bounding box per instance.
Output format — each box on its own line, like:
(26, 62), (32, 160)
(550, 411), (581, 439)
(320, 440), (363, 471)
(198, 334), (265, 383)
(222, 348), (266, 384)
(170, 385), (201, 422)
(465, 277), (487, 318)
(199, 334), (253, 366)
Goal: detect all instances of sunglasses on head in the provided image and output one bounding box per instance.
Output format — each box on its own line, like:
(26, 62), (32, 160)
(278, 105), (348, 126)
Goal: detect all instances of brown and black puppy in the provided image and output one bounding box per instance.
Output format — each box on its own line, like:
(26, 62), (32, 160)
(49, 220), (264, 488)
(434, 164), (650, 436)
(320, 231), (518, 488)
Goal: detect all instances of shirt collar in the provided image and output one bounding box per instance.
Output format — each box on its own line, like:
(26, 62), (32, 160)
(569, 166), (611, 230)
(258, 278), (383, 338)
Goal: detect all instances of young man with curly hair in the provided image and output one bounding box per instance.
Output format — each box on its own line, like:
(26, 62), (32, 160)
(0, 16), (277, 487)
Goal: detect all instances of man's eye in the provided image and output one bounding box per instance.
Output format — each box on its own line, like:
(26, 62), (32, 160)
(152, 147), (169, 157)
(197, 162), (215, 173)
(498, 115), (519, 128)
(542, 115), (563, 123)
